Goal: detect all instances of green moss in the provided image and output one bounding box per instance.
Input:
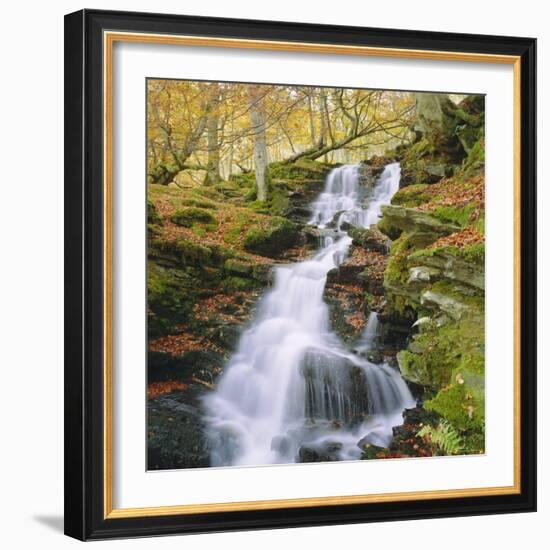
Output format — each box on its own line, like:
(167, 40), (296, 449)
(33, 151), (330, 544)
(229, 172), (255, 188)
(179, 197), (217, 210)
(473, 212), (486, 235)
(411, 242), (485, 267)
(432, 204), (476, 227)
(269, 187), (290, 216)
(384, 235), (413, 287)
(376, 216), (402, 241)
(461, 242), (485, 264)
(463, 138), (485, 175)
(222, 276), (260, 293)
(391, 184), (431, 208)
(147, 263), (198, 337)
(148, 162), (179, 185)
(151, 237), (214, 266)
(268, 159), (330, 181)
(244, 217), (298, 257)
(362, 292), (375, 315)
(462, 431), (485, 454)
(425, 364), (485, 433)
(171, 207), (218, 229)
(404, 137), (435, 161)
(398, 315), (484, 388)
(147, 198), (162, 225)
(429, 280), (484, 310)
(454, 108), (482, 127)
(220, 210), (258, 247)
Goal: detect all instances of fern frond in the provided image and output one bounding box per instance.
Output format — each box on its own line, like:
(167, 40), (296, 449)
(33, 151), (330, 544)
(417, 420), (463, 455)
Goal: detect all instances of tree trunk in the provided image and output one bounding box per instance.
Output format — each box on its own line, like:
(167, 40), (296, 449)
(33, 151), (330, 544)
(204, 83), (221, 185)
(307, 91), (316, 145)
(249, 86), (269, 202)
(318, 90), (327, 147)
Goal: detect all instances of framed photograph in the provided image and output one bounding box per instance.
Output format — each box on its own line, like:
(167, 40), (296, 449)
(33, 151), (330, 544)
(64, 9), (536, 540)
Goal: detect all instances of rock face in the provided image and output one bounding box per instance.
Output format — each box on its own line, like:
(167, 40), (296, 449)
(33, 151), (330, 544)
(300, 350), (370, 423)
(324, 245), (387, 341)
(398, 94), (485, 187)
(147, 384), (210, 470)
(375, 188), (485, 454)
(244, 216), (300, 257)
(148, 349), (225, 385)
(367, 93), (486, 455)
(348, 226), (391, 254)
(379, 204), (460, 244)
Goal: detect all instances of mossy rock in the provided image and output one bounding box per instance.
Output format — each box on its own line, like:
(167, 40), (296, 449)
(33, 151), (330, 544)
(425, 364), (485, 434)
(391, 184), (431, 208)
(348, 226), (390, 253)
(179, 197), (218, 210)
(171, 207), (217, 228)
(222, 276), (260, 293)
(409, 244), (485, 291)
(463, 138), (485, 176)
(151, 236), (216, 267)
(244, 217), (299, 257)
(229, 172), (256, 188)
(431, 204), (476, 228)
(397, 315), (484, 388)
(224, 258), (253, 277)
(269, 187), (290, 216)
(378, 205), (460, 246)
(148, 162), (180, 185)
(268, 159), (332, 181)
(147, 198), (163, 225)
(147, 263), (199, 337)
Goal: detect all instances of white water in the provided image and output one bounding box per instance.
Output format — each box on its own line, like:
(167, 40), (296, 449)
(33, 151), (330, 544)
(204, 163), (414, 467)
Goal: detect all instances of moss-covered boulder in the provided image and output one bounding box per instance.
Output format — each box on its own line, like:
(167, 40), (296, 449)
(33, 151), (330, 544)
(463, 138), (485, 176)
(409, 244), (485, 291)
(348, 226), (391, 254)
(171, 207), (217, 229)
(147, 263), (200, 337)
(150, 236), (217, 267)
(269, 158), (333, 181)
(147, 198), (162, 225)
(397, 314), (484, 387)
(399, 94), (485, 187)
(379, 205), (460, 246)
(244, 217), (299, 257)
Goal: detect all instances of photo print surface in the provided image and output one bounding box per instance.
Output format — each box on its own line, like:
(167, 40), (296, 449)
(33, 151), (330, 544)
(146, 79), (485, 470)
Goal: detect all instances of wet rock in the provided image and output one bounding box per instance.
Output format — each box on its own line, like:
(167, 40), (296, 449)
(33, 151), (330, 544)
(298, 441), (343, 463)
(208, 322), (243, 350)
(147, 384), (211, 470)
(300, 349), (370, 423)
(302, 225), (323, 245)
(148, 349), (224, 384)
(360, 406), (439, 460)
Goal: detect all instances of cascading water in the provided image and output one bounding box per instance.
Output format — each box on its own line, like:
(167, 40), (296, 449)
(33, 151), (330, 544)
(204, 162), (415, 467)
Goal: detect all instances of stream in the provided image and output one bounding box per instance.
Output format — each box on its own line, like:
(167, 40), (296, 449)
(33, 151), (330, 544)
(204, 163), (415, 467)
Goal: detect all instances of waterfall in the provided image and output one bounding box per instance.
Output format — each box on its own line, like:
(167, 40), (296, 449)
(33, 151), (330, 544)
(204, 163), (414, 467)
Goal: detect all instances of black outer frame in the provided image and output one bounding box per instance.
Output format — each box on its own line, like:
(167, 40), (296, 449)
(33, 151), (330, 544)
(64, 8), (537, 541)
